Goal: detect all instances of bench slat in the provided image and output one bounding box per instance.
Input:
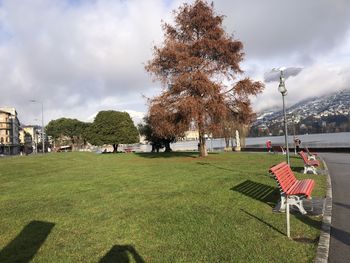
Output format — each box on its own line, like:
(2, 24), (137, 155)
(269, 162), (315, 198)
(299, 151), (320, 166)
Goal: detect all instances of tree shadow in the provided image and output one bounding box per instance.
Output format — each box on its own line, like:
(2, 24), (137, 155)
(333, 202), (350, 209)
(197, 162), (236, 172)
(331, 226), (350, 247)
(327, 161), (350, 166)
(293, 214), (321, 230)
(0, 220), (55, 263)
(99, 245), (145, 263)
(230, 180), (279, 207)
(135, 152), (199, 159)
(290, 166), (304, 173)
(289, 155), (301, 159)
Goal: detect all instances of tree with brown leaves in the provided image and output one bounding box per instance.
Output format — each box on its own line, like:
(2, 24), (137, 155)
(146, 0), (263, 156)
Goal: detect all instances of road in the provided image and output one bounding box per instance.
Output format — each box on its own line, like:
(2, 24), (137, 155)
(320, 153), (350, 263)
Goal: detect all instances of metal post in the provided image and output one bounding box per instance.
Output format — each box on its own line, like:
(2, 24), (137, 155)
(282, 96), (290, 164)
(286, 197), (290, 238)
(293, 120), (297, 155)
(41, 102), (45, 154)
(30, 100), (45, 154)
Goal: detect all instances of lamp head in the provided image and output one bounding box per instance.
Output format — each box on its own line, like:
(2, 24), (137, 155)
(278, 70), (287, 96)
(278, 82), (287, 95)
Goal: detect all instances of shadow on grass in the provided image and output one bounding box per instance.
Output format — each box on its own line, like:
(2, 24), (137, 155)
(294, 214), (322, 230)
(290, 166), (304, 173)
(240, 209), (285, 236)
(99, 245), (145, 263)
(135, 152), (218, 159)
(289, 155), (301, 159)
(197, 162), (236, 172)
(0, 220), (55, 263)
(292, 237), (319, 244)
(230, 180), (279, 207)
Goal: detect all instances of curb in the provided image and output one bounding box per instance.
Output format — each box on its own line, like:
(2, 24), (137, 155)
(314, 157), (332, 263)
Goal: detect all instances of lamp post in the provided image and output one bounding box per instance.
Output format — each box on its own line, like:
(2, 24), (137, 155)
(291, 114), (299, 155)
(30, 100), (45, 154)
(278, 70), (290, 165)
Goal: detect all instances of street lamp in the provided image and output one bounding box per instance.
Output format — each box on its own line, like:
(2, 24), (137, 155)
(30, 100), (45, 154)
(291, 114), (300, 155)
(278, 70), (290, 165)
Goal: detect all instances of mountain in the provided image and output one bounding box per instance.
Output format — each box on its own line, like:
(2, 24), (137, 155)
(250, 90), (350, 136)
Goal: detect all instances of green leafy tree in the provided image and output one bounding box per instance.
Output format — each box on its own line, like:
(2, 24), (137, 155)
(46, 118), (90, 150)
(87, 111), (139, 152)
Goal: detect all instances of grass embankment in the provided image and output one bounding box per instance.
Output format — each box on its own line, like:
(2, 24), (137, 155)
(0, 152), (326, 262)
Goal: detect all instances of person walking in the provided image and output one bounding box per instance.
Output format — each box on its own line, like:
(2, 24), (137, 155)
(294, 137), (301, 152)
(266, 140), (272, 153)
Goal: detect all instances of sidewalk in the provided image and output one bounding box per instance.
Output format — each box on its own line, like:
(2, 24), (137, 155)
(320, 153), (350, 263)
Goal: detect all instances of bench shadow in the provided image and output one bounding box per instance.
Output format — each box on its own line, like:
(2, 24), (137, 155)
(0, 220), (55, 263)
(99, 245), (145, 263)
(230, 180), (279, 207)
(290, 166), (304, 173)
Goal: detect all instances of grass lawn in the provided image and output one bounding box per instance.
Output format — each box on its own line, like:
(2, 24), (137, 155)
(0, 152), (326, 262)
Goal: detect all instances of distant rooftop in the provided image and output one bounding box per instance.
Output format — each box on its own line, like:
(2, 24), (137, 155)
(0, 107), (17, 116)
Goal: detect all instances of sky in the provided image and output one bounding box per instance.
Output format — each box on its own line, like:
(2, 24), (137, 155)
(1, 0), (350, 126)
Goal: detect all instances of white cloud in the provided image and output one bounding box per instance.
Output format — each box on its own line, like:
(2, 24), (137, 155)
(0, 0), (172, 124)
(0, 0), (349, 126)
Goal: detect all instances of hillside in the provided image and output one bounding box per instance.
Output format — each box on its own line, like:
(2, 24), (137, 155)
(250, 90), (350, 136)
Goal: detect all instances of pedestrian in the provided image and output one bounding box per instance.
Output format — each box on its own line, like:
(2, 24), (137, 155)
(295, 137), (301, 152)
(266, 140), (272, 153)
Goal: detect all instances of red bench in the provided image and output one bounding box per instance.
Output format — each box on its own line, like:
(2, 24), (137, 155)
(299, 151), (320, 174)
(269, 162), (315, 214)
(124, 148), (133, 153)
(304, 146), (317, 160)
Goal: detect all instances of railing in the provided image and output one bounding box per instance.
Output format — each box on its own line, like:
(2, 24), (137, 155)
(0, 123), (11, 129)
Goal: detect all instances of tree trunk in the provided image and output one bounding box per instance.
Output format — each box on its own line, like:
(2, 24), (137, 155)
(240, 125), (248, 148)
(164, 140), (172, 152)
(225, 137), (230, 148)
(71, 137), (75, 151)
(113, 144), (118, 153)
(198, 133), (208, 157)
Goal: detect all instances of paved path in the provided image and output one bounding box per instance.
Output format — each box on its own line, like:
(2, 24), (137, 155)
(320, 153), (350, 263)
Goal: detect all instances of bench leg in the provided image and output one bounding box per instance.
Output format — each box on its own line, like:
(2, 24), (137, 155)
(278, 195), (286, 212)
(287, 195), (307, 215)
(304, 165), (317, 175)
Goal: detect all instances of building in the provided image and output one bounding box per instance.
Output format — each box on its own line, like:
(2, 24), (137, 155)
(183, 130), (199, 140)
(22, 126), (40, 153)
(0, 107), (20, 155)
(19, 128), (33, 154)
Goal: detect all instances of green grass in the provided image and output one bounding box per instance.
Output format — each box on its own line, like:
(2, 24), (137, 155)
(0, 152), (326, 262)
